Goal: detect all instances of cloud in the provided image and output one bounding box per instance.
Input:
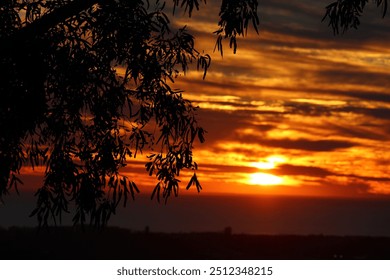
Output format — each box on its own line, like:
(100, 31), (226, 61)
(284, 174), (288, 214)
(196, 109), (258, 145)
(249, 137), (356, 152)
(284, 101), (332, 116)
(274, 164), (334, 177)
(338, 106), (390, 121)
(315, 69), (390, 90)
(199, 164), (258, 174)
(326, 122), (389, 141)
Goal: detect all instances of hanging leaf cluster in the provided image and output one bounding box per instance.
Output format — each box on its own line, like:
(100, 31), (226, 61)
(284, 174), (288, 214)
(214, 0), (259, 55)
(323, 0), (388, 34)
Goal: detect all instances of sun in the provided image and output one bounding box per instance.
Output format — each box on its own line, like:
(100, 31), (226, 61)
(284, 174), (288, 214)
(250, 155), (286, 170)
(248, 172), (283, 186)
(246, 155), (286, 186)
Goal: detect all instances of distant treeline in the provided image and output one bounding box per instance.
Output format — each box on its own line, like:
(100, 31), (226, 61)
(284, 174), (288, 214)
(1, 226), (390, 259)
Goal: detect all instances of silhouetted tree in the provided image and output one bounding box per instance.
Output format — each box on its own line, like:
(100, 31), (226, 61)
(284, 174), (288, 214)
(1, 0), (387, 228)
(0, 0), (259, 227)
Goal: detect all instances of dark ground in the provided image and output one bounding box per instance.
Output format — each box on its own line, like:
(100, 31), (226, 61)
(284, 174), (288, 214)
(1, 226), (390, 259)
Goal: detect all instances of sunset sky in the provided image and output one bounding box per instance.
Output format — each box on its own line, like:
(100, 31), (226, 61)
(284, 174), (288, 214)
(18, 0), (390, 199)
(162, 0), (390, 198)
(4, 0), (390, 235)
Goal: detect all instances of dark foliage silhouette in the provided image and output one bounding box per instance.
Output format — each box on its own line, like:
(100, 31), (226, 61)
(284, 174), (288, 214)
(0, 0), (387, 228)
(323, 0), (388, 33)
(0, 0), (258, 227)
